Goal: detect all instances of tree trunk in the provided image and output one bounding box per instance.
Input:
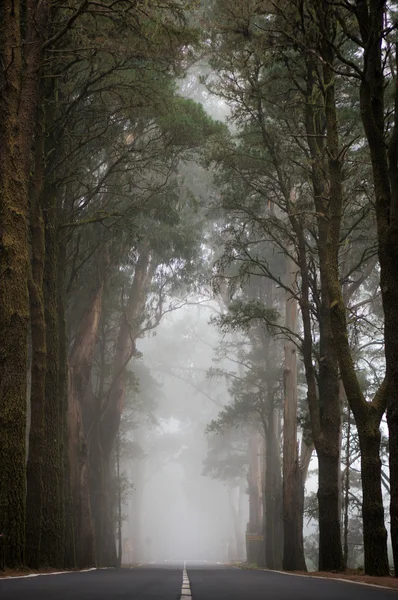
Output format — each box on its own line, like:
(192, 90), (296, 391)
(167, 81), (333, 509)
(301, 42), (344, 572)
(265, 406), (282, 570)
(68, 259), (108, 567)
(343, 408), (351, 568)
(58, 245), (76, 568)
(283, 248), (307, 571)
(101, 246), (152, 462)
(317, 450), (342, 571)
(40, 190), (62, 566)
(246, 432), (264, 566)
(317, 6), (390, 573)
(359, 421), (389, 575)
(25, 107), (46, 568)
(350, 2), (398, 574)
(116, 432), (122, 568)
(0, 0), (48, 567)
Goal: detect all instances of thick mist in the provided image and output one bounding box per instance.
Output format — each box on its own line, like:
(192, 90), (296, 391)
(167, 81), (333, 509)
(119, 305), (248, 565)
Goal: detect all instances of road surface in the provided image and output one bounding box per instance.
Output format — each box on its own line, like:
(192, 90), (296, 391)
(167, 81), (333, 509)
(0, 562), (396, 599)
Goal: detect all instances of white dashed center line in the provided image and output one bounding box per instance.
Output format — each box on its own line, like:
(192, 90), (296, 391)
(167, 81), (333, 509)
(180, 561), (192, 598)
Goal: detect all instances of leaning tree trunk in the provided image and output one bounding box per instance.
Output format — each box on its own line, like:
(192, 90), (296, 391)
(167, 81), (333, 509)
(68, 258), (108, 567)
(93, 247), (152, 564)
(101, 246), (152, 461)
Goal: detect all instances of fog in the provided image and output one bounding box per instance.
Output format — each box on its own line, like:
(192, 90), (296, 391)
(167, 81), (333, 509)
(119, 305), (248, 565)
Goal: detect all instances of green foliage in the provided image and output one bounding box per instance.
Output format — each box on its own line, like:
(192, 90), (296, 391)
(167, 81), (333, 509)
(213, 299), (279, 333)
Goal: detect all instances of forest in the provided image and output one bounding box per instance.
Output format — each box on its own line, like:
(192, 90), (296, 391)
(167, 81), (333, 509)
(1, 0), (398, 584)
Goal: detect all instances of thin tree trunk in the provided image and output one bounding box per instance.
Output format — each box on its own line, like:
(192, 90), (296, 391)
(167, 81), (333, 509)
(283, 249), (307, 571)
(116, 431), (122, 568)
(343, 408), (351, 568)
(246, 432), (264, 566)
(58, 243), (76, 568)
(41, 189), (62, 566)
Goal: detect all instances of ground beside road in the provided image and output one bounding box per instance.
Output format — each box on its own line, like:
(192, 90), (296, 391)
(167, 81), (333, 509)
(237, 564), (398, 591)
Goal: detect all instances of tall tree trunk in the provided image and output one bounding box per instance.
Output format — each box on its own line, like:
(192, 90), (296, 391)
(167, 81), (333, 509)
(318, 3), (389, 574)
(25, 106), (46, 568)
(93, 247), (152, 564)
(101, 246), (152, 462)
(246, 432), (264, 566)
(68, 254), (108, 567)
(0, 0), (48, 566)
(265, 403), (282, 570)
(300, 41), (344, 572)
(283, 250), (307, 571)
(116, 431), (122, 568)
(349, 0), (398, 575)
(58, 243), (76, 568)
(343, 408), (351, 568)
(40, 189), (62, 566)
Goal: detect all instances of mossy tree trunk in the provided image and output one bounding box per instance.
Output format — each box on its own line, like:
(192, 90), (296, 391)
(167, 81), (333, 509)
(0, 0), (49, 567)
(25, 105), (47, 569)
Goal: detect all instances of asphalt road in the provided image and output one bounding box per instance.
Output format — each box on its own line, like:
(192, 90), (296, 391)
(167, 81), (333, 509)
(0, 562), (396, 599)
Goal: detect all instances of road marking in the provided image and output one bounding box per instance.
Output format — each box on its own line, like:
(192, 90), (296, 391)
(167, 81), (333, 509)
(1, 568), (97, 580)
(180, 561), (192, 599)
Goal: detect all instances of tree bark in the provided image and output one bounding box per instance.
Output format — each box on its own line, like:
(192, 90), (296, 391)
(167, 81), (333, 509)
(25, 105), (47, 568)
(40, 189), (62, 566)
(283, 251), (307, 571)
(0, 0), (48, 566)
(68, 252), (108, 567)
(246, 432), (264, 566)
(58, 243), (76, 568)
(299, 33), (344, 571)
(349, 0), (398, 575)
(317, 2), (389, 573)
(101, 246), (152, 462)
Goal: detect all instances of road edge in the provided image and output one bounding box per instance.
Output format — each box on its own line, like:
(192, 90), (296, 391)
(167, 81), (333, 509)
(234, 564), (397, 592)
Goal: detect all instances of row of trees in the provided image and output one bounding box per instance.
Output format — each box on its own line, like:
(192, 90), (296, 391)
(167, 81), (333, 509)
(0, 0), (222, 569)
(1, 0), (398, 579)
(201, 0), (398, 577)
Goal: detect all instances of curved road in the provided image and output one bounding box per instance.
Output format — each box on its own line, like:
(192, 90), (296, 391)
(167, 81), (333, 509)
(0, 562), (396, 599)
